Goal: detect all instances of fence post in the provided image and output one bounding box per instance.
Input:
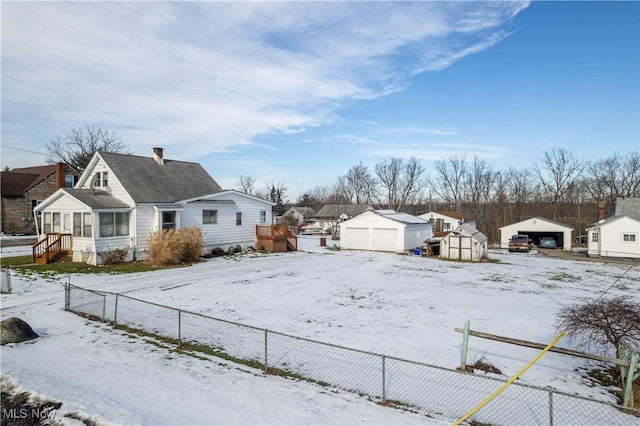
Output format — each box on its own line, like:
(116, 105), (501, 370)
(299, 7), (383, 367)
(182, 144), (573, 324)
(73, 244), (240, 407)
(114, 294), (119, 326)
(623, 352), (637, 408)
(64, 283), (70, 310)
(461, 320), (470, 370)
(548, 387), (554, 426)
(102, 294), (106, 321)
(264, 329), (269, 374)
(178, 310), (182, 347)
(382, 354), (386, 403)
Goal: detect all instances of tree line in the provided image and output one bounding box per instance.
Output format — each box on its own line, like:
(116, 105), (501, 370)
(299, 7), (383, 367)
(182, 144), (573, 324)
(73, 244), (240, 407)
(245, 148), (640, 242)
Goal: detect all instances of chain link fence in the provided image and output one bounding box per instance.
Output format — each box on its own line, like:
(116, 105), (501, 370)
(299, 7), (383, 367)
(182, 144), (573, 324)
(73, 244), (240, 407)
(65, 283), (640, 425)
(1, 268), (11, 294)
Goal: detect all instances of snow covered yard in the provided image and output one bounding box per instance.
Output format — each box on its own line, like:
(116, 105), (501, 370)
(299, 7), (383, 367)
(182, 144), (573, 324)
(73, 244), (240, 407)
(1, 235), (639, 424)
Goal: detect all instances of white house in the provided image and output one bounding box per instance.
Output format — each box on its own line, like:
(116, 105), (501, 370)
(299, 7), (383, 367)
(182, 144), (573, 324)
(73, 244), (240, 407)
(586, 197), (640, 259)
(339, 210), (432, 253)
(33, 148), (275, 265)
(498, 217), (573, 251)
(418, 211), (475, 232)
(280, 206), (316, 226)
(439, 223), (488, 261)
(308, 204), (373, 235)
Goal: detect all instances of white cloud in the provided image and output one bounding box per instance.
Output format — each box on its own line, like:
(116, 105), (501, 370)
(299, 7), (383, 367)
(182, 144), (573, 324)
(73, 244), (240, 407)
(1, 1), (529, 169)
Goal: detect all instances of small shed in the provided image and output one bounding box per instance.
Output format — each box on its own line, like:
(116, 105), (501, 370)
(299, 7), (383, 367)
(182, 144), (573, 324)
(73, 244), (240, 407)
(440, 224), (488, 261)
(499, 217), (573, 251)
(339, 210), (432, 253)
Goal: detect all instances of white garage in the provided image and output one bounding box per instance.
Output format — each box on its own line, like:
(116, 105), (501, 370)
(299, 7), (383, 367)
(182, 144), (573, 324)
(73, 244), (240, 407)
(339, 210), (432, 253)
(499, 217), (573, 251)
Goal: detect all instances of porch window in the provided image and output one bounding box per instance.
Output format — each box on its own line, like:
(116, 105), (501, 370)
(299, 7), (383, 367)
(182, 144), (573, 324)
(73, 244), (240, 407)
(622, 233), (637, 242)
(52, 213), (61, 232)
(203, 210), (218, 225)
(162, 211), (176, 230)
(99, 212), (129, 237)
(73, 213), (82, 237)
(83, 213), (92, 237)
(592, 232), (599, 243)
(236, 212), (242, 226)
(260, 210), (267, 224)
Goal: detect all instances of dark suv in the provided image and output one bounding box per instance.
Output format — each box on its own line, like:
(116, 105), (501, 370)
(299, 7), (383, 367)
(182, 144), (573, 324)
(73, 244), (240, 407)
(508, 234), (530, 253)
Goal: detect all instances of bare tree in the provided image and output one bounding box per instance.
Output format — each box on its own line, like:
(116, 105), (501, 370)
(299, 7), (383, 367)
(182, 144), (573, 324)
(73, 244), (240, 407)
(556, 296), (640, 360)
(374, 157), (426, 211)
(340, 162), (377, 204)
(533, 148), (584, 220)
(585, 152), (640, 209)
(256, 181), (288, 216)
(47, 125), (129, 171)
(463, 156), (496, 231)
(237, 175), (256, 195)
(432, 154), (467, 210)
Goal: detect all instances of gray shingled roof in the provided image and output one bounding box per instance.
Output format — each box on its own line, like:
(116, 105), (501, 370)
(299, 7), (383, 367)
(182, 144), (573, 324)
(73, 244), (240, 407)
(64, 189), (131, 209)
(99, 151), (221, 203)
(314, 204), (373, 219)
(616, 197), (640, 221)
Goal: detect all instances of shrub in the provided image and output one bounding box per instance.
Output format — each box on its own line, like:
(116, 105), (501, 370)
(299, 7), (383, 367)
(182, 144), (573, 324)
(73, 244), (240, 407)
(147, 229), (182, 266)
(180, 227), (204, 263)
(211, 247), (225, 257)
(99, 248), (128, 265)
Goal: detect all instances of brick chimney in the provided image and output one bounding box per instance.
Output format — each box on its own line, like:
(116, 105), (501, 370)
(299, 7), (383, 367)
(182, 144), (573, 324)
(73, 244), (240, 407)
(56, 162), (65, 189)
(153, 147), (164, 165)
(598, 200), (605, 222)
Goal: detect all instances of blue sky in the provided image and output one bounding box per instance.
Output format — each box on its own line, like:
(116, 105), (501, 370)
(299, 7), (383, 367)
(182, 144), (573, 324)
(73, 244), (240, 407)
(2, 1), (638, 199)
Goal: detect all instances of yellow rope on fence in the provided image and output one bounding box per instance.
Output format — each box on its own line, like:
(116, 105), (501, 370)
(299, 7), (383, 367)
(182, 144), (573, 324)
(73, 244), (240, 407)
(452, 331), (566, 426)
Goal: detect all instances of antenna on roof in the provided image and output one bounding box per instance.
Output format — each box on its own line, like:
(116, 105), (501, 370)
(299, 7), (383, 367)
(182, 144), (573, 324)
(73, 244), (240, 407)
(89, 174), (98, 194)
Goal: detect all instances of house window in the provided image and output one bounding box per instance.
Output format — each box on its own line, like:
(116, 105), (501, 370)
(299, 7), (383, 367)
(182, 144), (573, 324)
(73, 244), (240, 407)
(94, 171), (108, 188)
(65, 174), (75, 188)
(44, 213), (51, 233)
(203, 210), (218, 224)
(99, 212), (129, 237)
(73, 213), (82, 237)
(73, 212), (92, 237)
(162, 211), (176, 230)
(622, 233), (637, 243)
(83, 212), (92, 237)
(52, 213), (61, 232)
(592, 232), (599, 243)
(260, 210), (267, 224)
(32, 200), (43, 216)
(236, 212), (242, 226)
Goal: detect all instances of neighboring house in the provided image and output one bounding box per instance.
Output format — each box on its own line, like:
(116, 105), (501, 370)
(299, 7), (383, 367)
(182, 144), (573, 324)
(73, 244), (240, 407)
(280, 206), (316, 226)
(1, 163), (79, 235)
(339, 210), (431, 253)
(418, 211), (475, 232)
(498, 217), (573, 251)
(309, 204), (373, 233)
(33, 148), (275, 265)
(586, 197), (640, 259)
(439, 223), (488, 261)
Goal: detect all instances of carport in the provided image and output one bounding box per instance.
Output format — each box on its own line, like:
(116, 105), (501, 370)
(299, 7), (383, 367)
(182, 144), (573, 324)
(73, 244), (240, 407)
(499, 217), (573, 251)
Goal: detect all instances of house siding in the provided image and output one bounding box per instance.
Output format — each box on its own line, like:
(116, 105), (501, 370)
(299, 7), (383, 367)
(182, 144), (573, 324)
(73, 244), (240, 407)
(340, 211), (431, 252)
(78, 158), (135, 206)
(1, 174), (59, 235)
(588, 217), (640, 258)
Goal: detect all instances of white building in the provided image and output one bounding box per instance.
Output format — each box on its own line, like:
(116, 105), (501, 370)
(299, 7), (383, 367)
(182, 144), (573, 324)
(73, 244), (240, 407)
(339, 210), (432, 253)
(499, 217), (573, 251)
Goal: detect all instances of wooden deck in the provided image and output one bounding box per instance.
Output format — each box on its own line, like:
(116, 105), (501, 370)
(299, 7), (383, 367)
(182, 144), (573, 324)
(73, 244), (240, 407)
(32, 233), (72, 264)
(256, 225), (297, 252)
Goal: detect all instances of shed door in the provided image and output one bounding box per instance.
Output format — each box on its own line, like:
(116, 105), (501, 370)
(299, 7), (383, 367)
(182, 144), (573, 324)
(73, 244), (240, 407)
(372, 228), (398, 252)
(344, 228), (369, 250)
(449, 236), (472, 260)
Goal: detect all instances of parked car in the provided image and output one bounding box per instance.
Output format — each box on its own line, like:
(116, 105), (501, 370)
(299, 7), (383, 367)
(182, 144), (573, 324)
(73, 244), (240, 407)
(539, 237), (558, 249)
(508, 234), (530, 253)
